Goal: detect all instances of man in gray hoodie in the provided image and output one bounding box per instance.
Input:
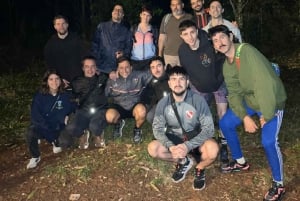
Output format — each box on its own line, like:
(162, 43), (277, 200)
(147, 66), (218, 191)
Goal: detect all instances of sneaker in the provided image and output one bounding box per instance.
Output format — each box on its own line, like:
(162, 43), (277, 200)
(52, 140), (62, 154)
(78, 130), (90, 149)
(26, 157), (41, 169)
(263, 181), (285, 201)
(193, 168), (206, 190)
(221, 160), (250, 173)
(133, 128), (142, 143)
(172, 157), (193, 183)
(94, 136), (106, 148)
(113, 119), (125, 139)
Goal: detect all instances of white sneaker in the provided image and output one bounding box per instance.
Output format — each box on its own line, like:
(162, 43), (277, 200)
(26, 157), (41, 169)
(52, 142), (62, 154)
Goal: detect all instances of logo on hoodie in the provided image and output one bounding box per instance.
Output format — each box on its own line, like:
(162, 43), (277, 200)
(56, 100), (63, 110)
(186, 110), (194, 119)
(200, 53), (211, 67)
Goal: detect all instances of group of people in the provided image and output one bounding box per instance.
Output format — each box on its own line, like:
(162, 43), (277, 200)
(24, 1), (287, 201)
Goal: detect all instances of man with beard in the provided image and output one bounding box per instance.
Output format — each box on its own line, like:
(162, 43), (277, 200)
(91, 4), (132, 75)
(190, 0), (210, 29)
(44, 15), (85, 88)
(148, 66), (218, 191)
(208, 25), (287, 201)
(158, 0), (192, 66)
(178, 19), (229, 169)
(141, 56), (170, 123)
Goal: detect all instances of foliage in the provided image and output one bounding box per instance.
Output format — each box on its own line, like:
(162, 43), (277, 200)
(228, 0), (300, 57)
(0, 61), (44, 147)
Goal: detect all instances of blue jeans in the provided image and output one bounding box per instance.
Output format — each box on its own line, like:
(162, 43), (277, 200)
(219, 105), (284, 182)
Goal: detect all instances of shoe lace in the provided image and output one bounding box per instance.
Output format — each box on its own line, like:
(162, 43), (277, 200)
(266, 183), (282, 199)
(175, 161), (188, 174)
(195, 169), (201, 177)
(265, 186), (278, 199)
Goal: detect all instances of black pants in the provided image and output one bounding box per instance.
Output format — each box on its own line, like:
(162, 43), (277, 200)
(166, 133), (202, 163)
(59, 108), (107, 148)
(24, 125), (59, 158)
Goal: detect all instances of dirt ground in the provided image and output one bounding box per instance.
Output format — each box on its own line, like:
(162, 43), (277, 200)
(1, 132), (300, 201)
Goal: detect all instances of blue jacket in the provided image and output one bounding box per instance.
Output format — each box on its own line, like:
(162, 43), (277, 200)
(30, 92), (75, 142)
(91, 20), (132, 73)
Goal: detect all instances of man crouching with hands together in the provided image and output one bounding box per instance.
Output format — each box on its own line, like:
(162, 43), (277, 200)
(147, 66), (218, 191)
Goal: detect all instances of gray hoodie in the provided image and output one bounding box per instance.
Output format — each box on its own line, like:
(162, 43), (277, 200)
(152, 90), (214, 151)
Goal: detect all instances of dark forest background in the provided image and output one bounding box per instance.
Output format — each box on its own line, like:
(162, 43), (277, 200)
(0, 0), (299, 73)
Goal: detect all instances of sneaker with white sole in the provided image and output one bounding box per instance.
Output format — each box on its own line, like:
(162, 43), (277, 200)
(172, 156), (193, 183)
(221, 160), (250, 173)
(78, 130), (90, 149)
(26, 157), (41, 169)
(193, 168), (206, 190)
(263, 181), (285, 201)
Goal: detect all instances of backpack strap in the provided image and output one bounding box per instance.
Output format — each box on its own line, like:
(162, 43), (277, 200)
(235, 43), (246, 70)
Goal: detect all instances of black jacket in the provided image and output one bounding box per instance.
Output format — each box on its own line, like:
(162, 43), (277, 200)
(141, 73), (170, 108)
(71, 74), (108, 111)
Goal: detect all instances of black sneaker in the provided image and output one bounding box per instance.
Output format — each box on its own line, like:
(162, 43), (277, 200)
(113, 119), (125, 139)
(221, 160), (250, 173)
(133, 128), (142, 143)
(263, 181), (285, 201)
(193, 168), (205, 190)
(172, 157), (193, 183)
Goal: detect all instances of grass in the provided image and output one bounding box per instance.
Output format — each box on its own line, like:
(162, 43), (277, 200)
(1, 58), (300, 194)
(0, 62), (44, 147)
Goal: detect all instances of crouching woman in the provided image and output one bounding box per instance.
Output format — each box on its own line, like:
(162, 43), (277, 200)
(25, 69), (75, 169)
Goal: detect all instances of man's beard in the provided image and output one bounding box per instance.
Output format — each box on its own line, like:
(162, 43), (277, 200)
(58, 30), (68, 36)
(172, 89), (186, 97)
(195, 7), (204, 13)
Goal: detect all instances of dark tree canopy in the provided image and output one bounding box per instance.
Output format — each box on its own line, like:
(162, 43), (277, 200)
(0, 0), (299, 72)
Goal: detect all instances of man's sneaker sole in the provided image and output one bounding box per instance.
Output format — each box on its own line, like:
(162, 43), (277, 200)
(221, 161), (250, 173)
(172, 157), (194, 183)
(193, 183), (206, 191)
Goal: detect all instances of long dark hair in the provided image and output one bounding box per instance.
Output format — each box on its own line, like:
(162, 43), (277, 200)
(40, 69), (65, 94)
